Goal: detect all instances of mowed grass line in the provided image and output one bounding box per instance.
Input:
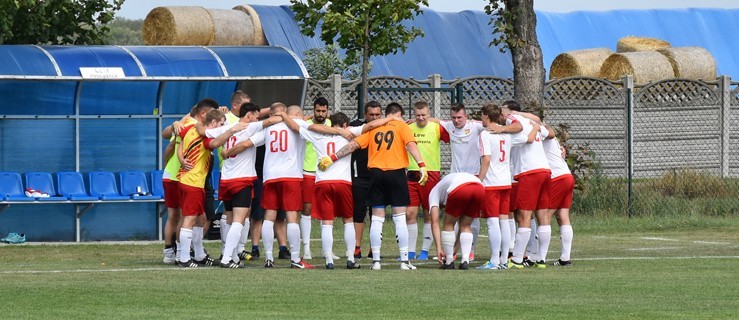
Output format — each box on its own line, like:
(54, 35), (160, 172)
(0, 216), (738, 319)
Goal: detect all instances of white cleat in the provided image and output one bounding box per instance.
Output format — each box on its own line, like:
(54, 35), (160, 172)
(370, 261), (382, 270)
(400, 261), (417, 270)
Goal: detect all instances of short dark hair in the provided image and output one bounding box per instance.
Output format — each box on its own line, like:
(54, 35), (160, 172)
(313, 97), (329, 108)
(330, 112), (350, 127)
(238, 102), (261, 118)
(365, 100), (382, 114)
(480, 103), (502, 121)
(501, 100), (520, 111)
(450, 103), (466, 113)
(385, 102), (403, 116)
(192, 98), (218, 116)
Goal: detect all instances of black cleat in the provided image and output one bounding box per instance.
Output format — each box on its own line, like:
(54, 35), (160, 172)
(178, 260), (199, 268)
(459, 261), (469, 270)
(441, 262), (455, 270)
(278, 249), (291, 260)
(553, 259), (572, 267)
(264, 259), (275, 268)
(238, 250), (253, 261)
(346, 260), (360, 269)
(194, 255), (215, 267)
(220, 260), (244, 269)
(325, 263), (335, 270)
(522, 258), (536, 267)
(353, 248), (362, 260)
(251, 248), (261, 259)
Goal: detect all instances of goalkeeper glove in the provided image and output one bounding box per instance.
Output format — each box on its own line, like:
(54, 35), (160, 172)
(318, 154), (339, 171)
(418, 161), (428, 186)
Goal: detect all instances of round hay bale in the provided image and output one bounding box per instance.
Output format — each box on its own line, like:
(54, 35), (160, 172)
(616, 36), (671, 52)
(233, 4), (268, 45)
(143, 6), (215, 45)
(599, 52), (675, 84)
(549, 48), (614, 80)
(656, 46), (717, 81)
(206, 9), (252, 45)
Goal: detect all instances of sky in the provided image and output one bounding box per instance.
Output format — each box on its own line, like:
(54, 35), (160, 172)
(117, 0), (739, 19)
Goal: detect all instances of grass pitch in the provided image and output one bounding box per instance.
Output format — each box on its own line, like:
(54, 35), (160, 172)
(1, 216), (737, 319)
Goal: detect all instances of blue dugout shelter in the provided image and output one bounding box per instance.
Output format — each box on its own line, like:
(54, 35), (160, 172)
(0, 45), (308, 241)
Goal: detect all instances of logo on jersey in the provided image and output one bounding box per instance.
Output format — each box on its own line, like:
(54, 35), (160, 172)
(464, 129), (470, 135)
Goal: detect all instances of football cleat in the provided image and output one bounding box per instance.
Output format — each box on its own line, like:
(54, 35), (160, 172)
(325, 263), (335, 270)
(522, 258), (536, 267)
(475, 261), (499, 270)
(178, 260), (199, 268)
(353, 248), (362, 260)
(417, 250), (429, 261)
(346, 260), (360, 269)
(469, 253), (475, 261)
(553, 259), (572, 267)
(459, 261), (470, 270)
(498, 263), (508, 270)
(508, 260), (525, 269)
(237, 250), (253, 261)
(370, 261), (382, 270)
(220, 260), (244, 269)
(408, 252), (416, 260)
(400, 261), (417, 270)
(194, 255), (215, 267)
(290, 260), (316, 269)
(2, 233), (25, 244)
(278, 249), (291, 260)
(250, 248), (261, 259)
(535, 260), (547, 269)
(440, 262), (455, 270)
(263, 259), (275, 268)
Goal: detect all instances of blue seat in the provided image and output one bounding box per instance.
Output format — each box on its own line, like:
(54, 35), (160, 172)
(150, 170), (164, 199)
(57, 172), (98, 201)
(120, 171), (160, 200)
(24, 172), (66, 201)
(88, 171), (129, 200)
(0, 172), (34, 201)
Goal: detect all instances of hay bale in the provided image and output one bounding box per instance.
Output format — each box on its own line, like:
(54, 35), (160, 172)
(143, 6), (215, 45)
(549, 48), (614, 80)
(599, 51), (675, 84)
(616, 36), (671, 52)
(657, 46), (717, 80)
(233, 4), (268, 45)
(206, 9), (252, 45)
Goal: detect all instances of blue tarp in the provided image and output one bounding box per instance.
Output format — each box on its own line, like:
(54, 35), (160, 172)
(254, 6), (739, 80)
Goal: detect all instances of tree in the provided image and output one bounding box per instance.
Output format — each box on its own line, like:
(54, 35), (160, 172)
(485, 0), (545, 113)
(290, 0), (427, 106)
(104, 17), (144, 45)
(0, 0), (124, 45)
(303, 44), (368, 80)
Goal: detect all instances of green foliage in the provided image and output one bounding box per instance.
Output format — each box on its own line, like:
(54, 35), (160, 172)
(555, 123), (599, 191)
(0, 0), (123, 45)
(103, 17), (143, 45)
(648, 169), (738, 199)
(485, 0), (524, 52)
(303, 44), (367, 80)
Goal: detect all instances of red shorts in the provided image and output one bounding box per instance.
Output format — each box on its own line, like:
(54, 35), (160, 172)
(219, 178), (255, 201)
(516, 171), (551, 211)
(549, 174), (575, 209)
(179, 183), (205, 216)
(408, 171), (441, 210)
(509, 182), (518, 212)
(262, 180), (303, 211)
(302, 174), (315, 203)
(482, 188), (511, 218)
(162, 179), (180, 208)
(312, 182), (353, 220)
(444, 183), (485, 218)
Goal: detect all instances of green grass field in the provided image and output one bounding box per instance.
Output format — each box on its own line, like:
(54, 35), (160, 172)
(1, 216), (738, 319)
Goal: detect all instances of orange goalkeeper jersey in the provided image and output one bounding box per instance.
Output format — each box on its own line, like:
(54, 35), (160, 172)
(354, 119), (416, 171)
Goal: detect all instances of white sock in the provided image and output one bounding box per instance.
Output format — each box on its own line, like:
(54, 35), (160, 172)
(370, 215), (384, 262)
(192, 227), (206, 261)
(220, 217), (229, 246)
(470, 218), (480, 254)
(512, 227), (531, 263)
(560, 224), (573, 261)
(441, 231), (455, 265)
(287, 222), (301, 263)
(222, 222), (243, 264)
(460, 232), (473, 263)
(421, 222), (433, 252)
(537, 225), (552, 262)
(321, 224), (334, 264)
(344, 222), (356, 263)
(300, 215), (312, 249)
(407, 222), (418, 255)
(499, 219), (511, 264)
(508, 219), (516, 250)
(486, 218), (501, 265)
(236, 220), (250, 253)
(175, 241), (181, 261)
(526, 219), (538, 258)
(178, 229), (192, 263)
(262, 220), (275, 261)
(392, 213), (409, 262)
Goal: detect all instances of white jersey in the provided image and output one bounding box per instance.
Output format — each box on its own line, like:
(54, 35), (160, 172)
(506, 114), (550, 178)
(260, 119), (309, 183)
(542, 136), (571, 179)
(205, 121), (265, 181)
(299, 126), (363, 184)
(428, 172), (483, 208)
(440, 120), (485, 174)
(479, 130), (526, 189)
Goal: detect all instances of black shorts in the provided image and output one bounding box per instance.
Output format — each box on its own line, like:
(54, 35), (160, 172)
(250, 178), (286, 221)
(223, 186), (253, 212)
(352, 177), (371, 223)
(369, 168), (410, 208)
